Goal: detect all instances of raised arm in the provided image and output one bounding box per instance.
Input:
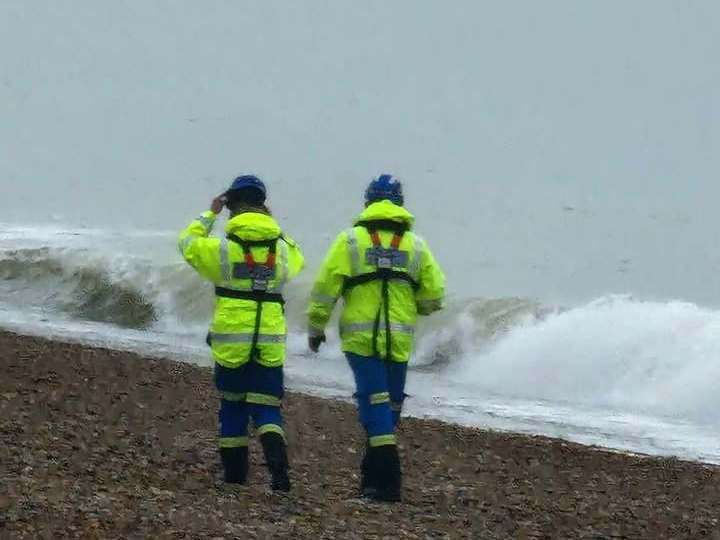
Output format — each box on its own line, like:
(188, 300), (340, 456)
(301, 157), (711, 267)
(177, 197), (225, 283)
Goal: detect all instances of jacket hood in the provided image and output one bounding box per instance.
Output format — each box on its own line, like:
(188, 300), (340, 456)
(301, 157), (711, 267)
(225, 212), (281, 241)
(354, 200), (415, 228)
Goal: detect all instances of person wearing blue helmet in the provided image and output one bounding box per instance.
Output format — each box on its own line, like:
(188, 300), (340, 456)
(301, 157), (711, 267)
(364, 174), (405, 206)
(223, 174), (268, 209)
(179, 174), (304, 491)
(307, 174), (446, 502)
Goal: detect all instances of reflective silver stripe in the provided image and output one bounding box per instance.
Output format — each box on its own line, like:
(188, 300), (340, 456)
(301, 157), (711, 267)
(275, 239), (289, 293)
(346, 228), (361, 276)
(310, 291), (337, 305)
(340, 322), (415, 335)
(209, 333), (287, 344)
(389, 323), (415, 334)
(179, 235), (195, 254)
(408, 234), (425, 280)
(219, 238), (232, 282)
(197, 214), (215, 231)
(340, 322), (373, 335)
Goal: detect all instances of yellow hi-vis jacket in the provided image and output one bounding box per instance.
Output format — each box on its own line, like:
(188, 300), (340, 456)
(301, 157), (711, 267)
(179, 210), (304, 368)
(307, 201), (445, 362)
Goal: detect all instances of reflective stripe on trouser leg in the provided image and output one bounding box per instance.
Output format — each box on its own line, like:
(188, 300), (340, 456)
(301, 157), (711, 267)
(369, 434), (397, 447)
(346, 353), (396, 445)
(253, 403), (285, 443)
(257, 423), (286, 443)
(246, 393), (282, 406)
(369, 391), (390, 405)
(218, 398), (250, 448)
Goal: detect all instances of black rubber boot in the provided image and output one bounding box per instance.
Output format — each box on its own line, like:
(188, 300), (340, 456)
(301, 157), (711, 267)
(371, 445), (402, 502)
(260, 432), (291, 492)
(220, 447), (249, 484)
(360, 444), (378, 498)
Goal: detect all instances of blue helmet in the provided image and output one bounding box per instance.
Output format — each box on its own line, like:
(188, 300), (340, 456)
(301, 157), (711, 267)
(229, 174), (266, 196)
(365, 174), (404, 206)
(227, 174), (266, 205)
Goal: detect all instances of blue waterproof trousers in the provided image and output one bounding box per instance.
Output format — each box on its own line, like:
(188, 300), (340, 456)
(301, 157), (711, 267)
(214, 362), (285, 448)
(346, 353), (408, 447)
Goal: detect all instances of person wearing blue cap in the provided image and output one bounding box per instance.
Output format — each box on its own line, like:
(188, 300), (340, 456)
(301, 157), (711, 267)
(179, 175), (304, 491)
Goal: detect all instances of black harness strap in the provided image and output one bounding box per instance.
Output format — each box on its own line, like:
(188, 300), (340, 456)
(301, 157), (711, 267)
(214, 288), (285, 305)
(342, 269), (419, 293)
(378, 273), (391, 360)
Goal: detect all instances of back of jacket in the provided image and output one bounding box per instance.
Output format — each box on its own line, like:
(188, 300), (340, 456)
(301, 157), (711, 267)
(179, 210), (304, 368)
(308, 201), (445, 362)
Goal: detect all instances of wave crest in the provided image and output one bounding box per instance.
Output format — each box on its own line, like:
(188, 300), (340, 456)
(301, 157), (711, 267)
(0, 248), (160, 329)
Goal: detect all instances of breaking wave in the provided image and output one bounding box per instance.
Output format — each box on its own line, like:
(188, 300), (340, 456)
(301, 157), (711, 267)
(419, 294), (720, 424)
(0, 242), (553, 353)
(0, 246), (210, 330)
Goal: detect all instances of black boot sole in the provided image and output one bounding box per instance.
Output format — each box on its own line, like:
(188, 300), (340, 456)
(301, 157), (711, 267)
(366, 490), (401, 503)
(271, 480), (291, 492)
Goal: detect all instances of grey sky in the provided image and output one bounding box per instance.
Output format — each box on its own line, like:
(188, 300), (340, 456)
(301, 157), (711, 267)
(1, 1), (718, 303)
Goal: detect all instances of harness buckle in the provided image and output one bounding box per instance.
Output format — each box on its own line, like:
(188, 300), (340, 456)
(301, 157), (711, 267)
(252, 279), (269, 292)
(366, 247), (409, 268)
(377, 256), (392, 269)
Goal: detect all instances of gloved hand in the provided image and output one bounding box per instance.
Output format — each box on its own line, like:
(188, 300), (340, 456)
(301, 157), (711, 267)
(308, 333), (326, 353)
